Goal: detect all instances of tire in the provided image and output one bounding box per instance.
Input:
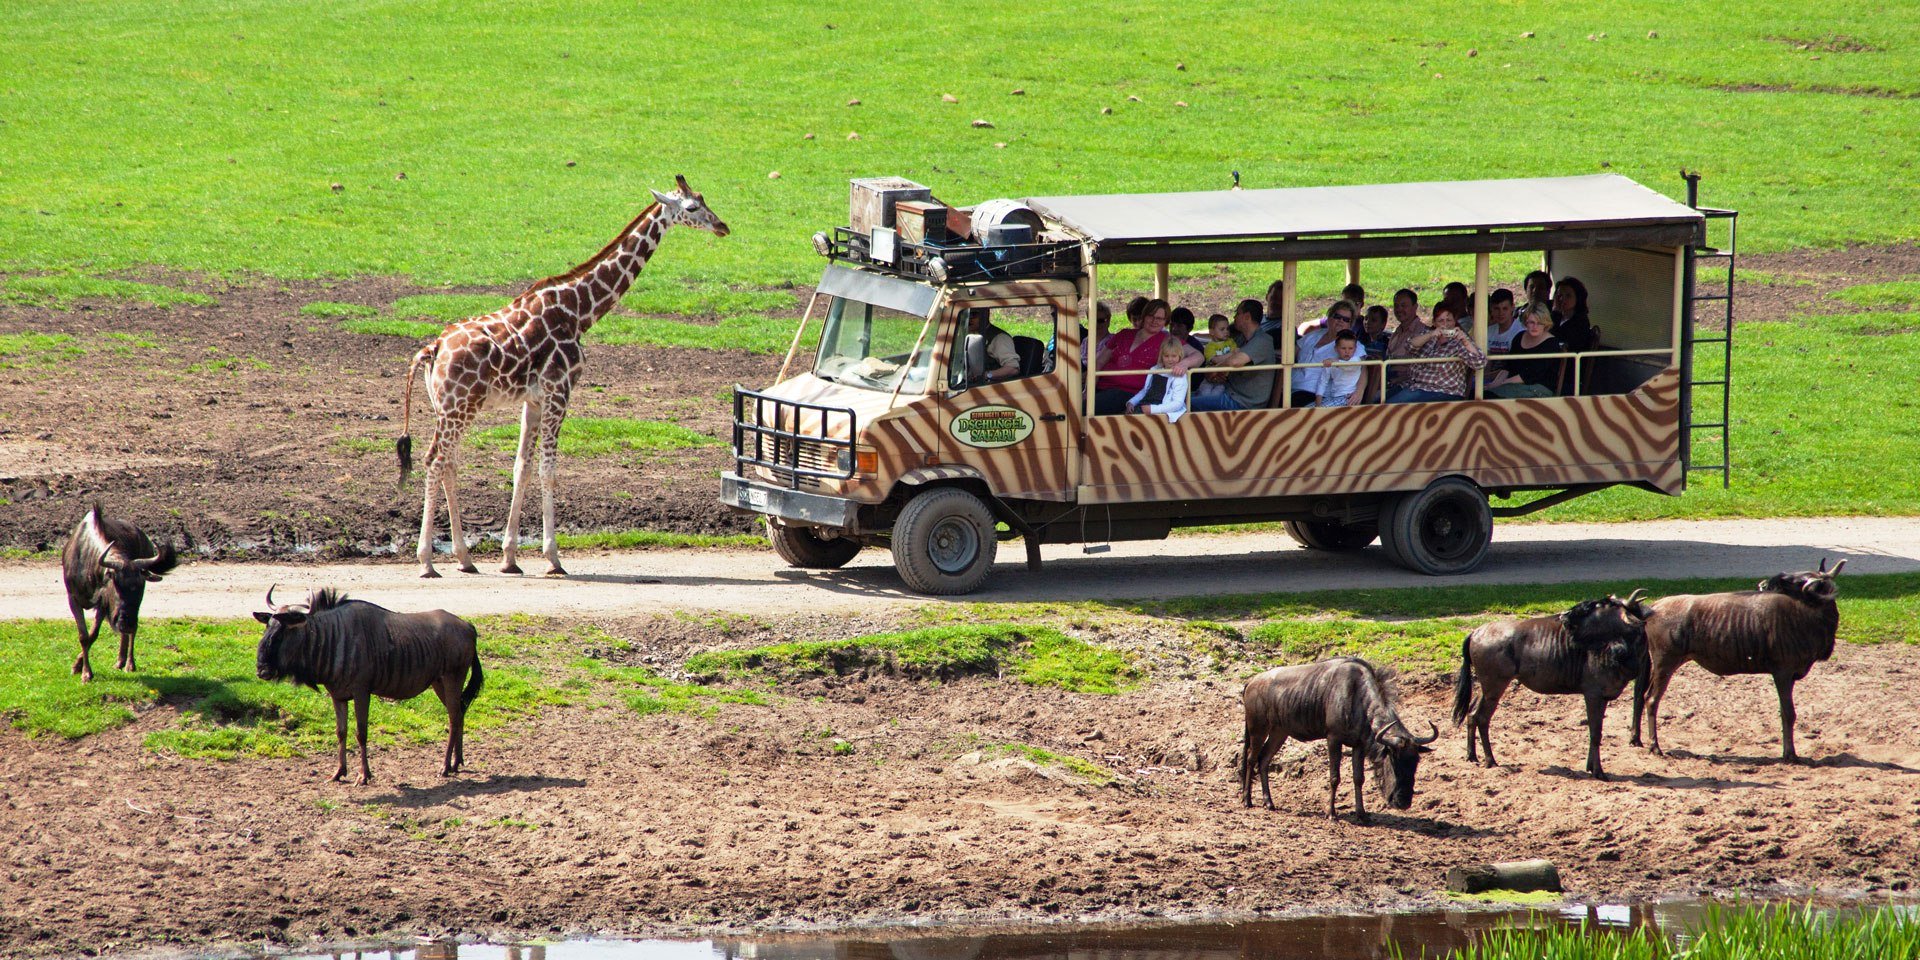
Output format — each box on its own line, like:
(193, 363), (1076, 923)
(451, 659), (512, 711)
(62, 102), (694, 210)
(1380, 477), (1493, 575)
(891, 487), (999, 595)
(1375, 494), (1410, 568)
(1283, 519), (1379, 552)
(768, 521), (862, 569)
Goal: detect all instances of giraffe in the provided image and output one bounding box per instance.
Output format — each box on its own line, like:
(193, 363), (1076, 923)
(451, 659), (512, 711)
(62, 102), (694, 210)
(396, 175), (729, 578)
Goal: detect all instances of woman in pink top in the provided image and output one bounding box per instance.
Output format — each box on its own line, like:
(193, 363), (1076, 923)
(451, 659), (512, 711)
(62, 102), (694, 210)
(1094, 298), (1172, 415)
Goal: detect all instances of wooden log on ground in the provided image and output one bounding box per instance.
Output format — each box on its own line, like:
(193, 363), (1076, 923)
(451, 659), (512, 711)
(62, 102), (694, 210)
(1445, 859), (1563, 894)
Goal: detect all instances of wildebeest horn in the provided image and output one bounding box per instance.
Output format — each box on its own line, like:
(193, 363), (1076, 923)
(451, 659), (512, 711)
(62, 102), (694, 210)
(265, 583), (279, 608)
(1824, 558), (1847, 576)
(1625, 588), (1648, 606)
(1411, 721), (1440, 745)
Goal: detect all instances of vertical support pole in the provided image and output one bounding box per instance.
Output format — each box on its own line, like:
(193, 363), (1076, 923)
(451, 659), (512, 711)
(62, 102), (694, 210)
(1473, 251), (1490, 400)
(1153, 262), (1170, 301)
(1279, 259), (1298, 408)
(1346, 258), (1361, 288)
(1085, 251), (1100, 422)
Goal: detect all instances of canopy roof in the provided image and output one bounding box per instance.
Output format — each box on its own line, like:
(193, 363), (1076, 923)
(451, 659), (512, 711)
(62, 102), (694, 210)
(1023, 174), (1704, 264)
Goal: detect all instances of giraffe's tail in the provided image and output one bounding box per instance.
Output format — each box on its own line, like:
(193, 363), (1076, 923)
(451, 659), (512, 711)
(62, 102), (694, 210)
(396, 339), (439, 483)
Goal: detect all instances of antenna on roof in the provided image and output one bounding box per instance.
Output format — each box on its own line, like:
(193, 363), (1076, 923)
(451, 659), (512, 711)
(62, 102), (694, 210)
(1231, 170), (1242, 191)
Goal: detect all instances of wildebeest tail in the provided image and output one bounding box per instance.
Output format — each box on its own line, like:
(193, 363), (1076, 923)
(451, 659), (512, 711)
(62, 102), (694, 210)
(397, 338), (439, 482)
(1452, 632), (1475, 726)
(461, 652), (485, 709)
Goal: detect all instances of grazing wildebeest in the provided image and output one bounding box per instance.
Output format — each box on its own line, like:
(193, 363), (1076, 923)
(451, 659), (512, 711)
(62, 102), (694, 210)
(1632, 559), (1845, 763)
(1240, 656), (1438, 822)
(253, 586), (483, 784)
(60, 506), (178, 681)
(1452, 591), (1653, 780)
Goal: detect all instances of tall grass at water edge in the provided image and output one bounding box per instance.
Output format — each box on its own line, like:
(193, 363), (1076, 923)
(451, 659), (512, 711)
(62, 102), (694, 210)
(1407, 902), (1920, 959)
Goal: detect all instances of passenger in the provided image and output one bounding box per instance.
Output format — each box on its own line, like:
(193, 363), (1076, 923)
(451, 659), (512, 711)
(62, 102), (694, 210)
(1485, 289), (1522, 355)
(1169, 306), (1205, 353)
(1522, 270), (1554, 318)
(1194, 313), (1236, 404)
(1342, 282), (1366, 315)
(1360, 305), (1391, 358)
(1441, 282), (1472, 330)
(1094, 297), (1173, 415)
(1486, 304), (1565, 398)
(1125, 338), (1191, 422)
(1552, 277), (1594, 351)
(1385, 304), (1485, 404)
(1360, 305), (1392, 402)
(1259, 280), (1288, 337)
(967, 308), (1019, 384)
(1080, 301), (1113, 363)
(1313, 330), (1365, 407)
(1293, 300), (1362, 408)
(1385, 288), (1429, 387)
(1191, 299), (1277, 413)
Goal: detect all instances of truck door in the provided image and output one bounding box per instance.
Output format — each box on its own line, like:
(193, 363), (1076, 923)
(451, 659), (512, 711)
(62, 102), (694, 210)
(931, 298), (1077, 501)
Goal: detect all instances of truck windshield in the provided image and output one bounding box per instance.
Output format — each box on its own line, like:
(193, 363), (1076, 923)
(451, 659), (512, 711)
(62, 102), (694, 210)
(812, 296), (934, 394)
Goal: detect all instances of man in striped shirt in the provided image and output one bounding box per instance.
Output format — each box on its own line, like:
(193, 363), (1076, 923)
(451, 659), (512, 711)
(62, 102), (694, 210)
(1385, 305), (1486, 403)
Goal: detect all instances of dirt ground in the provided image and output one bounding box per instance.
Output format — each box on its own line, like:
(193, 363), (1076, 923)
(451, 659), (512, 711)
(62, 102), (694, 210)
(2, 618), (1916, 958)
(2, 246), (1916, 558)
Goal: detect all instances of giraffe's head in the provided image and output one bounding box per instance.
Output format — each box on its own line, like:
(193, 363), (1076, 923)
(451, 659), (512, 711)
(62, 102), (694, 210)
(650, 175), (730, 238)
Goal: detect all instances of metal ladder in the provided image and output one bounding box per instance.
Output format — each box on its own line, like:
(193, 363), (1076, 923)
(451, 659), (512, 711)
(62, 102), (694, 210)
(1681, 172), (1736, 488)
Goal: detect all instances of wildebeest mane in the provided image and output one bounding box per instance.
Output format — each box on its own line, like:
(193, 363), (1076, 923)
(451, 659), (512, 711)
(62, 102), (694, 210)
(306, 587), (349, 612)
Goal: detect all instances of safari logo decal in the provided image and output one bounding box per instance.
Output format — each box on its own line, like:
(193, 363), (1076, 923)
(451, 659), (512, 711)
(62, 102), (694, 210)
(949, 405), (1034, 448)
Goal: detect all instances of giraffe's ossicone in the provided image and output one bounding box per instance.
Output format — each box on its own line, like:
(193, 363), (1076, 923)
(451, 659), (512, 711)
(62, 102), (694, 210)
(396, 175), (729, 578)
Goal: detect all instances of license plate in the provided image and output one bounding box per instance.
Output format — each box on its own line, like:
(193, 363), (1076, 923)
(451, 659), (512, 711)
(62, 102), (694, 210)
(746, 488), (769, 511)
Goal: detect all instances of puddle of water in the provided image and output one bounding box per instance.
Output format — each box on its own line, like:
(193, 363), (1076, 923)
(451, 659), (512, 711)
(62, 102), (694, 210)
(257, 899), (1917, 960)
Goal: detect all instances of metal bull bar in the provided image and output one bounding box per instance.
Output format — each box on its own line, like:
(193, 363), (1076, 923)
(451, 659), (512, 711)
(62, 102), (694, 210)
(732, 387), (858, 489)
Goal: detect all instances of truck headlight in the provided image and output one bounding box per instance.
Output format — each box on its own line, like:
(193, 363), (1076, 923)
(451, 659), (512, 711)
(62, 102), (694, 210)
(812, 231), (833, 256)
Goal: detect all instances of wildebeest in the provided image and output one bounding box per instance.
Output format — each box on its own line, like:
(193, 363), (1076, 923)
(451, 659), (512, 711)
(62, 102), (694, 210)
(1452, 591), (1653, 780)
(1240, 656), (1438, 822)
(60, 506), (178, 682)
(1632, 559), (1845, 763)
(254, 586), (483, 783)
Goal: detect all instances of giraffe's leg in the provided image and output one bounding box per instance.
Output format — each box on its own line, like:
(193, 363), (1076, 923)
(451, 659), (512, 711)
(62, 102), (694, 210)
(499, 400), (538, 575)
(416, 425), (455, 578)
(537, 394), (569, 577)
(437, 427), (479, 575)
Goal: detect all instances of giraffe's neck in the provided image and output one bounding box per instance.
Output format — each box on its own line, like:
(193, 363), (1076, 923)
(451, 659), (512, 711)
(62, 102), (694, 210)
(527, 204), (669, 340)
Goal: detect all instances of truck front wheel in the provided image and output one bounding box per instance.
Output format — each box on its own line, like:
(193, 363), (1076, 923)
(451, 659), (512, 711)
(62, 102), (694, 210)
(768, 520), (863, 569)
(891, 488), (999, 595)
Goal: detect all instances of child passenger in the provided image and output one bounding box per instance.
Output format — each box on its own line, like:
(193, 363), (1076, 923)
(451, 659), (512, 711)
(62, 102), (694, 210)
(1125, 338), (1190, 422)
(1315, 330), (1365, 407)
(1194, 313), (1235, 403)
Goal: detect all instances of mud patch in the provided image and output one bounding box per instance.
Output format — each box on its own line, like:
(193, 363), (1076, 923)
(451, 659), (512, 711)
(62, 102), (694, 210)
(1712, 82), (1916, 100)
(1766, 34), (1884, 54)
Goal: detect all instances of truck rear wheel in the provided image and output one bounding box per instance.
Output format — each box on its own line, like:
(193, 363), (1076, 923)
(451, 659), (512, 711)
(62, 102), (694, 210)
(1283, 520), (1379, 552)
(768, 520), (863, 569)
(891, 487), (998, 595)
(1380, 478), (1492, 575)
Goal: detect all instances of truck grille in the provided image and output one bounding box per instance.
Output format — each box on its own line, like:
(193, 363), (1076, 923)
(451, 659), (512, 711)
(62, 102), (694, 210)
(732, 387), (857, 489)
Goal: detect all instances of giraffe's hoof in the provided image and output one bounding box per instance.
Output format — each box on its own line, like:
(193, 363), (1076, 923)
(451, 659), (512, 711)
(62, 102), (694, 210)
(458, 564), (480, 575)
(543, 565), (568, 578)
(500, 562), (523, 575)
(420, 569), (442, 580)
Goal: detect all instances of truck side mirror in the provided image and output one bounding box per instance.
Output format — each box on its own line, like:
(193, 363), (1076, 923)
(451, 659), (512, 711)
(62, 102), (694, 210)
(951, 333), (986, 392)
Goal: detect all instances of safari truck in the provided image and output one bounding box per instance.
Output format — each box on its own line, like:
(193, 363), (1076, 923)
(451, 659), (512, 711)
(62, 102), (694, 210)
(720, 174), (1737, 594)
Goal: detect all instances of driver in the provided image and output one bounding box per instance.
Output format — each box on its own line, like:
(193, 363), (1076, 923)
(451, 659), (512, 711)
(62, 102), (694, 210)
(968, 307), (1020, 384)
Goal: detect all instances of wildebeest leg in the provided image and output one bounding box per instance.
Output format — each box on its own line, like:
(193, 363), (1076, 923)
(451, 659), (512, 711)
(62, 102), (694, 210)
(331, 698), (350, 781)
(117, 627), (136, 672)
(70, 600), (101, 681)
(1474, 675), (1511, 768)
(536, 392), (569, 577)
(499, 400), (538, 575)
(1642, 658), (1679, 756)
(435, 675), (462, 775)
(1773, 673), (1805, 764)
(1350, 747), (1370, 824)
(1326, 741), (1343, 820)
(1256, 733), (1285, 811)
(1629, 671), (1647, 747)
(1239, 723), (1261, 807)
(1584, 693), (1609, 780)
(354, 693), (373, 784)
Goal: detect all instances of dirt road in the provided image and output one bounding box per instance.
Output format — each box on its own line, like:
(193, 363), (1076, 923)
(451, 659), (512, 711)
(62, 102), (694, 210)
(2, 516), (1915, 620)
